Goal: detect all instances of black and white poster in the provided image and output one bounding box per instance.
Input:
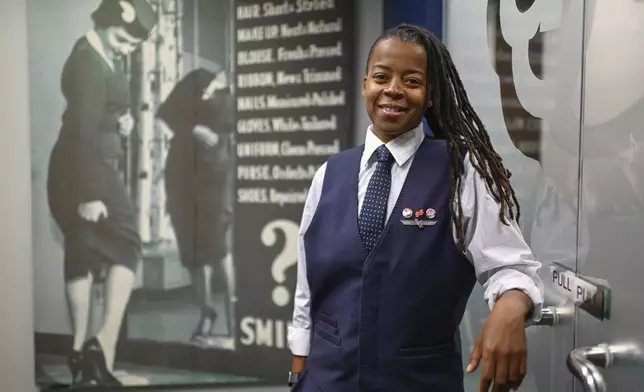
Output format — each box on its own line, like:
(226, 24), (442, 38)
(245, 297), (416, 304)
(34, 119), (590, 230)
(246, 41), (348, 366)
(233, 0), (355, 376)
(28, 0), (354, 389)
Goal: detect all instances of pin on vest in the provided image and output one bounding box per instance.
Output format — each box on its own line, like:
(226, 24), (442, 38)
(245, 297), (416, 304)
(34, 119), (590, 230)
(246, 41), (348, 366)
(400, 207), (437, 228)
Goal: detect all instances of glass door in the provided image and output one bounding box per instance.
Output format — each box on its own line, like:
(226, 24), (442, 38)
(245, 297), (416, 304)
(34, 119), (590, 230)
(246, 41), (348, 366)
(444, 0), (586, 390)
(572, 0), (644, 390)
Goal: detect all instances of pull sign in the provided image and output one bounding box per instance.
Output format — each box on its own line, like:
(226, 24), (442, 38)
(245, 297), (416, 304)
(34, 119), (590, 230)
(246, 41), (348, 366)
(550, 262), (612, 320)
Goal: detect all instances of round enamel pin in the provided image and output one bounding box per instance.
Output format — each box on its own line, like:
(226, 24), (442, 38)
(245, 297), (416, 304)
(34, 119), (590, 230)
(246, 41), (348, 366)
(402, 208), (413, 219)
(426, 208), (436, 219)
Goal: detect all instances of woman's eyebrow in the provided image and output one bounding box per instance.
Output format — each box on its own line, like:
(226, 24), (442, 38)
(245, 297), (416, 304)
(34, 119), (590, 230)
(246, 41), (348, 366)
(372, 63), (425, 75)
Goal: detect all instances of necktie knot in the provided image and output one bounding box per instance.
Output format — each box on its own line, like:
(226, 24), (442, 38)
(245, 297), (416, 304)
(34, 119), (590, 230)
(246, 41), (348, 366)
(376, 145), (393, 165)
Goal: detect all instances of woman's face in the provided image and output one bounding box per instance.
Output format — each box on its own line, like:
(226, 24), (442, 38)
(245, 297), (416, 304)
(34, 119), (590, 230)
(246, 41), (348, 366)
(104, 26), (142, 56)
(362, 38), (429, 141)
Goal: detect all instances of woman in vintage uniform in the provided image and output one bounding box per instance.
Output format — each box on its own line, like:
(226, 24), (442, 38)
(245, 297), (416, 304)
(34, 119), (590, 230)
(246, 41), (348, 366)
(156, 68), (236, 345)
(46, 0), (157, 386)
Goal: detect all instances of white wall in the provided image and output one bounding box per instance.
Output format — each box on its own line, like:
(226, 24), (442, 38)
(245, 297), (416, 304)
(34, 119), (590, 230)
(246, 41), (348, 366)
(0, 0), (37, 390)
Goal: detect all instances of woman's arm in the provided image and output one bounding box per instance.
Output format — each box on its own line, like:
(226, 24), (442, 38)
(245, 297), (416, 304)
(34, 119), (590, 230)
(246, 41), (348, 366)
(63, 49), (109, 203)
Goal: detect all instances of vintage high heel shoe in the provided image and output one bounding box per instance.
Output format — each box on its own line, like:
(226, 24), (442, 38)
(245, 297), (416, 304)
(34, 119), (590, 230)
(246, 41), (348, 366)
(80, 337), (122, 387)
(67, 350), (82, 386)
(190, 306), (218, 343)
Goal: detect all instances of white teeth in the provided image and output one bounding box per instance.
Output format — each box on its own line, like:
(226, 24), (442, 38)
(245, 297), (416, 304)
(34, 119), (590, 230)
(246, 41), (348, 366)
(383, 107), (403, 113)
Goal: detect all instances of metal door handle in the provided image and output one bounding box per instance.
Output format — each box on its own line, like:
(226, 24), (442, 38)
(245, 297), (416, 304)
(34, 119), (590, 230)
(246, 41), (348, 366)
(566, 343), (642, 392)
(536, 306), (559, 326)
(528, 306), (561, 327)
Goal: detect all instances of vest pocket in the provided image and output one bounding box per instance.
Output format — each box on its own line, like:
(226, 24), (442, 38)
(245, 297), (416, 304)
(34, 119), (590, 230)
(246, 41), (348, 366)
(314, 325), (342, 347)
(317, 312), (338, 332)
(395, 343), (449, 358)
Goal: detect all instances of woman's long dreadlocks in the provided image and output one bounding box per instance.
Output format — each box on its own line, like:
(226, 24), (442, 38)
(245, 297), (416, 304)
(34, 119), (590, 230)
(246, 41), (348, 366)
(367, 23), (520, 252)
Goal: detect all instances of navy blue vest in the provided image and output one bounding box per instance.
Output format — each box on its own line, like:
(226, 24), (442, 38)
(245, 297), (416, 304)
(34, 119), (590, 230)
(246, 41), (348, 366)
(297, 138), (476, 392)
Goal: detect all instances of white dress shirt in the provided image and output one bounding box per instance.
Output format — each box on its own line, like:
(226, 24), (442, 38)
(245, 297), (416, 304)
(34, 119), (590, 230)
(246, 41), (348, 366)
(288, 123), (545, 356)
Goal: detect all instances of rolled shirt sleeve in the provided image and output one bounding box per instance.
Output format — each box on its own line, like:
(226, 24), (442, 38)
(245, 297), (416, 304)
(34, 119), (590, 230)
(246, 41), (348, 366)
(460, 153), (545, 322)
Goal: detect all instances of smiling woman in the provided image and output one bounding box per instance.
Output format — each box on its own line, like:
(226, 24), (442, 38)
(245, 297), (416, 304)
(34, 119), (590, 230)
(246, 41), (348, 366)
(287, 23), (544, 392)
(362, 39), (428, 142)
(363, 24), (521, 251)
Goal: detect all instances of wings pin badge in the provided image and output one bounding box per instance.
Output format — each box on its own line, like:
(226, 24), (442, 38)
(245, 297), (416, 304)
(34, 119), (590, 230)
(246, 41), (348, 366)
(400, 208), (437, 228)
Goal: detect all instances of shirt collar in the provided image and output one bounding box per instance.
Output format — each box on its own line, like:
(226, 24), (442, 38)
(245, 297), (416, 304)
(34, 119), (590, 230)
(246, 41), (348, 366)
(85, 29), (114, 71)
(361, 123), (425, 168)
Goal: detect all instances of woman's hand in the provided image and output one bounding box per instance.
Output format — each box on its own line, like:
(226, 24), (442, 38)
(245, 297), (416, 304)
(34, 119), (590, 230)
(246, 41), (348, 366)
(78, 201), (108, 222)
(119, 112), (135, 137)
(193, 124), (219, 147)
(201, 72), (228, 100)
(468, 290), (533, 392)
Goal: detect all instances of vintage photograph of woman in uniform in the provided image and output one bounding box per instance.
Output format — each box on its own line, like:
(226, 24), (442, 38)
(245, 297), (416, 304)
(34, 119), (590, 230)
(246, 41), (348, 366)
(156, 67), (236, 347)
(28, 0), (239, 388)
(45, 0), (158, 386)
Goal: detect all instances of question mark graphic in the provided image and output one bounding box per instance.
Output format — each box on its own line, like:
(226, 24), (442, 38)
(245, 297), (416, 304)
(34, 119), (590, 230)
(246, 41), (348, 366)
(261, 219), (300, 307)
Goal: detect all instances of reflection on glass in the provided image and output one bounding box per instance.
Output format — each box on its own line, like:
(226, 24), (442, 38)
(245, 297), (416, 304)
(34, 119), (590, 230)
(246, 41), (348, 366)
(452, 0), (644, 390)
(575, 1), (644, 391)
(447, 0), (585, 391)
(488, 0), (545, 161)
